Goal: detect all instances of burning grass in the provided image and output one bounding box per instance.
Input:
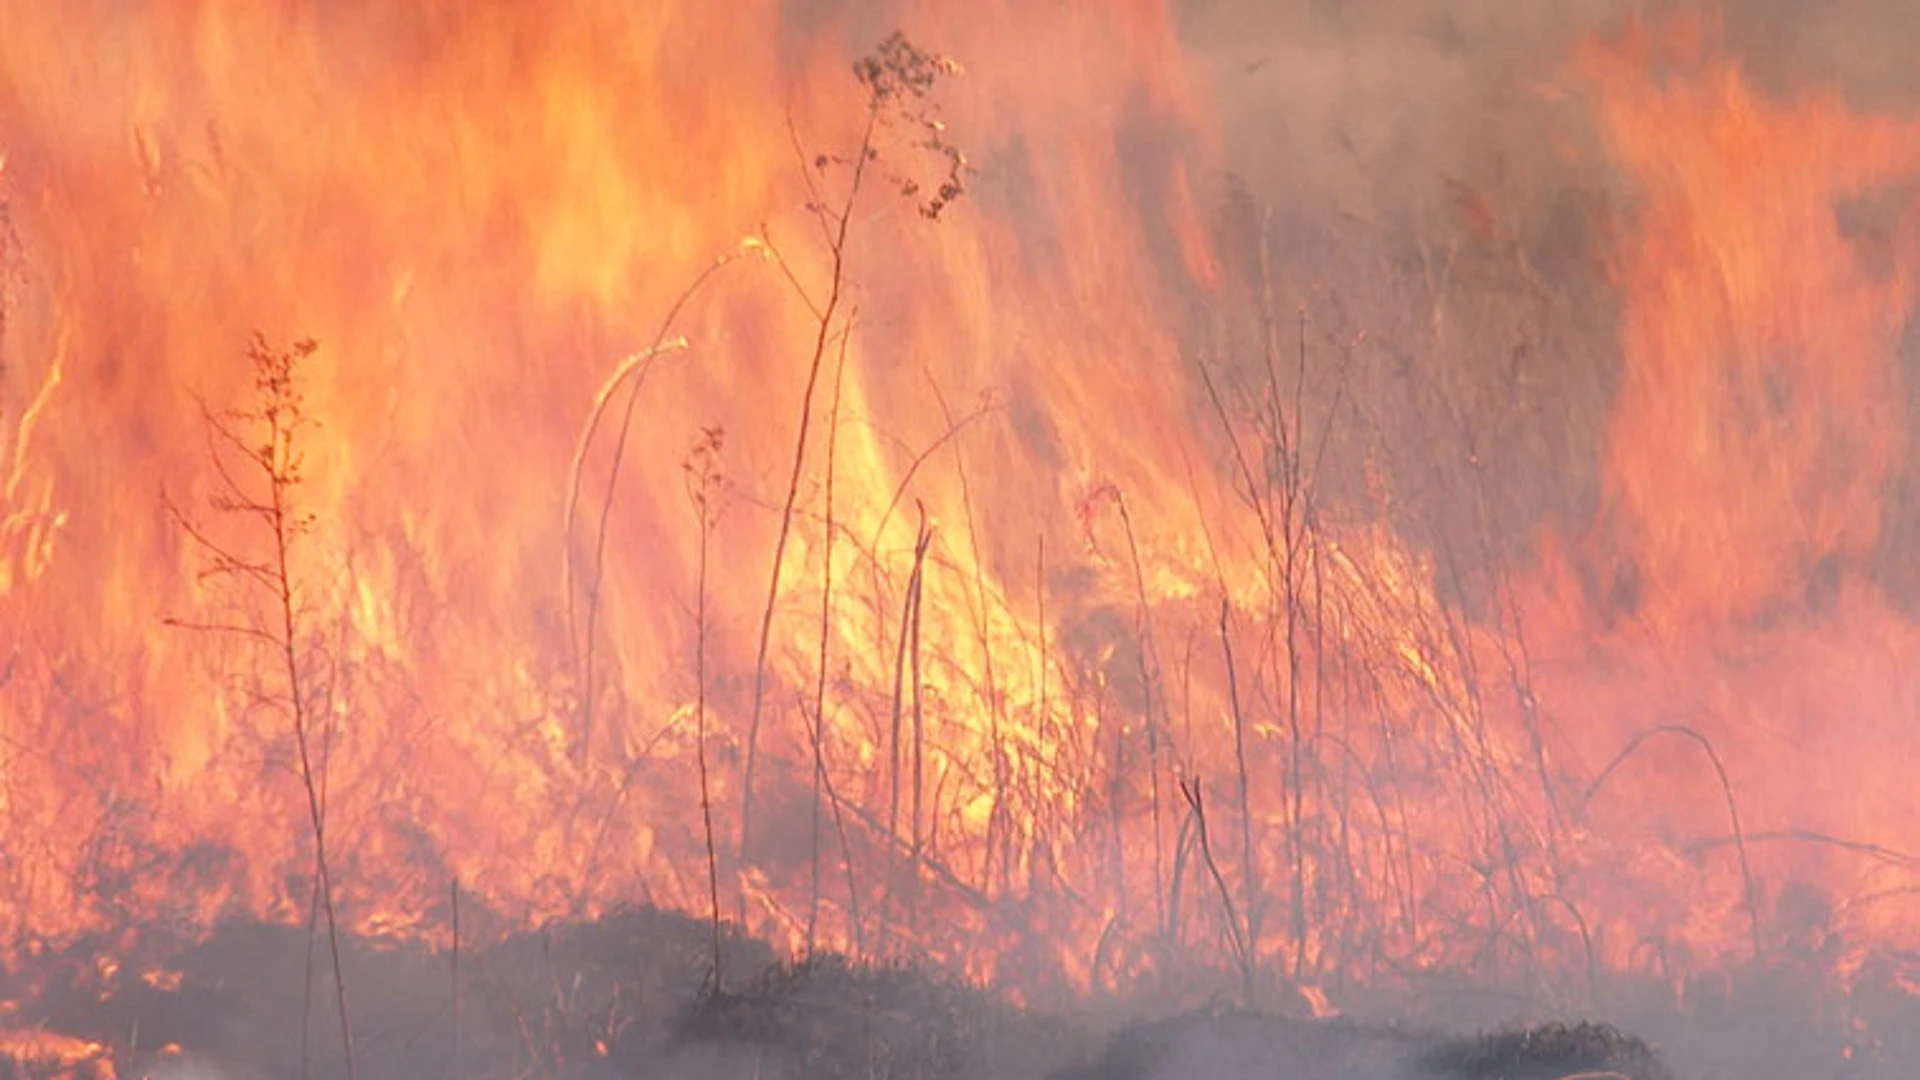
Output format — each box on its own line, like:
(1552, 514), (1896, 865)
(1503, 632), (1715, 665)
(2, 4), (1920, 1080)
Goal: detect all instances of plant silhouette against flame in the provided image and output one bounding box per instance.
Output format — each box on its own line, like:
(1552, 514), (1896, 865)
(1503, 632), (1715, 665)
(683, 424), (729, 992)
(165, 334), (357, 1080)
(737, 28), (971, 897)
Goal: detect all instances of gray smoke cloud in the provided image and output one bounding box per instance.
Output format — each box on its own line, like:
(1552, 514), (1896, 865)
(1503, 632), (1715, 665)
(1172, 0), (1920, 611)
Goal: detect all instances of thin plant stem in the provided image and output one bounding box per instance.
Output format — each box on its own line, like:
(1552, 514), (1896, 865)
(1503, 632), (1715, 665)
(739, 100), (882, 883)
(807, 313), (855, 955)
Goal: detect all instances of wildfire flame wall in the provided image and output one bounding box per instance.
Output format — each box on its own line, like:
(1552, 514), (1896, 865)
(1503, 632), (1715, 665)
(1, 0), (1917, 1005)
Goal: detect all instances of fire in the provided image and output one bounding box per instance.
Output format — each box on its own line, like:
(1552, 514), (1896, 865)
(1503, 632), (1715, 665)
(1526, 16), (1920, 977)
(0, 0), (1915, 1026)
(1582, 14), (1919, 636)
(0, 1029), (112, 1080)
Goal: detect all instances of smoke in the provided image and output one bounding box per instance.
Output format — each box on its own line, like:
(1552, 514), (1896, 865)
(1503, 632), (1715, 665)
(1184, 0), (1920, 212)
(1168, 0), (1920, 610)
(1132, 6), (1920, 1076)
(2, 6), (1918, 1079)
(135, 1052), (254, 1080)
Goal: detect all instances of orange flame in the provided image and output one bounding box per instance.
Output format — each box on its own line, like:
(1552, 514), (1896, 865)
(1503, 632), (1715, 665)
(1583, 14), (1920, 634)
(0, 0), (1915, 1017)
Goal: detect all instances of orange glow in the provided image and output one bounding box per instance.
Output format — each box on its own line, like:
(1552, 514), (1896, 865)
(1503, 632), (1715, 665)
(1581, 15), (1920, 636)
(0, 0), (1915, 1018)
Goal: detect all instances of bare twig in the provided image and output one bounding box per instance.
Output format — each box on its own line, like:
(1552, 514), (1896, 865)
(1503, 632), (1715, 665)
(742, 30), (967, 880)
(682, 427), (729, 990)
(170, 335), (356, 1080)
(926, 377), (1010, 893)
(881, 508), (934, 954)
(807, 311), (856, 955)
(738, 100), (878, 882)
(566, 261), (709, 764)
(1219, 598), (1261, 997)
(1179, 777), (1253, 1004)
(1584, 724), (1764, 962)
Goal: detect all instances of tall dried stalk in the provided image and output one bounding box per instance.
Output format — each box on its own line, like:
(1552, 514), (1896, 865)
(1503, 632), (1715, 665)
(738, 147), (864, 878)
(567, 282), (705, 765)
(1271, 304), (1311, 980)
(1179, 777), (1253, 1004)
(740, 31), (968, 875)
(1586, 724), (1764, 962)
(928, 379), (1011, 895)
(798, 700), (866, 958)
(166, 334), (355, 1080)
(1111, 490), (1167, 939)
(882, 510), (934, 953)
(1218, 599), (1260, 997)
(806, 322), (854, 955)
(682, 428), (728, 989)
(908, 518), (930, 938)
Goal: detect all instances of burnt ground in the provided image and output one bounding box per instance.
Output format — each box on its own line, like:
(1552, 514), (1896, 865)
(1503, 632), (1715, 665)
(0, 907), (1914, 1079)
(1057, 1013), (1669, 1080)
